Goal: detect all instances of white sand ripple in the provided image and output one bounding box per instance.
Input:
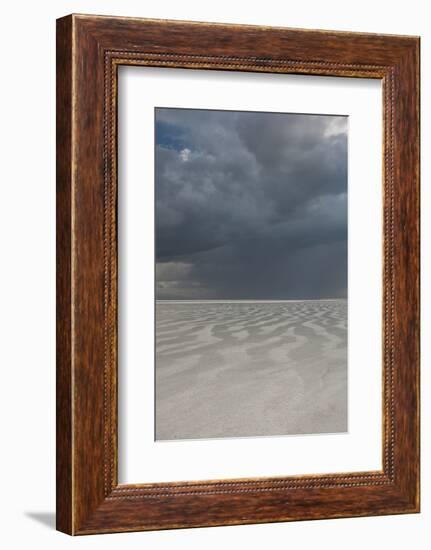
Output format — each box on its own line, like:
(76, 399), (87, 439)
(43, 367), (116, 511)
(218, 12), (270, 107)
(155, 300), (347, 440)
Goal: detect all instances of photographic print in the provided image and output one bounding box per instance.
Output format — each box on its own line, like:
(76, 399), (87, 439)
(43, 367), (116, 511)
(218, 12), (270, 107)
(155, 107), (348, 441)
(56, 16), (420, 532)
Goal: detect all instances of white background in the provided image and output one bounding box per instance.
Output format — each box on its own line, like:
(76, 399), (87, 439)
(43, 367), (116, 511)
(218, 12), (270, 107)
(119, 67), (382, 483)
(0, 0), (428, 548)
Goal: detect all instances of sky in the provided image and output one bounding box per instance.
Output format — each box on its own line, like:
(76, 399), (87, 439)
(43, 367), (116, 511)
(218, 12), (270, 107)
(155, 108), (348, 300)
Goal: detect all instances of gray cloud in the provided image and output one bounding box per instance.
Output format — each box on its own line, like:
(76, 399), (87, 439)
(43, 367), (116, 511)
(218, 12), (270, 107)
(155, 108), (347, 300)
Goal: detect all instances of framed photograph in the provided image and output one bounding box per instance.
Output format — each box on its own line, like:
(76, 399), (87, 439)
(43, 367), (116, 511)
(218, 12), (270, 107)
(56, 14), (420, 535)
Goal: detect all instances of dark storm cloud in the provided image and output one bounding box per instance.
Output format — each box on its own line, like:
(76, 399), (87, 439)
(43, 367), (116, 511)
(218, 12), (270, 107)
(155, 108), (347, 300)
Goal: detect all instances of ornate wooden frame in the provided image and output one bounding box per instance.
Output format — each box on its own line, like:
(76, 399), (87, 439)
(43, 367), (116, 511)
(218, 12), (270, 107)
(56, 14), (420, 535)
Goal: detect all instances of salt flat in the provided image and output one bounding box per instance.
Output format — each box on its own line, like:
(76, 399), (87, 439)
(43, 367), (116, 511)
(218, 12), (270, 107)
(155, 300), (347, 440)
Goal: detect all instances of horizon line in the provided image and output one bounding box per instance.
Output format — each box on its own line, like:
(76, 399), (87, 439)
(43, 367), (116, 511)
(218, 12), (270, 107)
(156, 298), (347, 303)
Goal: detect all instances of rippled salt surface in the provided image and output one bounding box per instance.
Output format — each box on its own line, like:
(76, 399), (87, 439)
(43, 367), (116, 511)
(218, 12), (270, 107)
(155, 300), (347, 440)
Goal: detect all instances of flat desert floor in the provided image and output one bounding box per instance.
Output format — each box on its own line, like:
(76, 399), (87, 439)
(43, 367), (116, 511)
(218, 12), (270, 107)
(155, 300), (347, 440)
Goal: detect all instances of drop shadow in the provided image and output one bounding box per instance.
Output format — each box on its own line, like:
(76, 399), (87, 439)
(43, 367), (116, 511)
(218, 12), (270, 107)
(25, 512), (56, 530)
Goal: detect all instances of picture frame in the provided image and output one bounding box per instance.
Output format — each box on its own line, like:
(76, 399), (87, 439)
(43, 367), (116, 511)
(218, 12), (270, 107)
(56, 14), (420, 535)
